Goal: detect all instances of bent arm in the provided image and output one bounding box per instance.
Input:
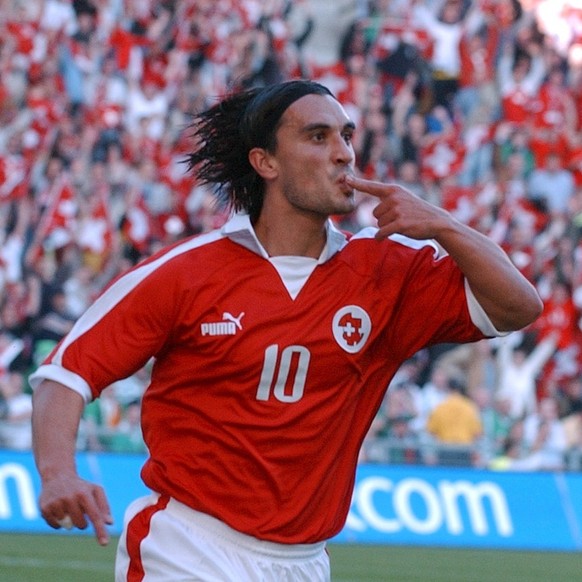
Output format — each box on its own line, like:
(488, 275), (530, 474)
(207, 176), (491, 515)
(32, 380), (112, 545)
(345, 175), (543, 332)
(431, 216), (542, 331)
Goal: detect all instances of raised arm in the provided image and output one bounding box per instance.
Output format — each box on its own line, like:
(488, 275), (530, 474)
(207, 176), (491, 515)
(345, 175), (543, 332)
(32, 380), (113, 545)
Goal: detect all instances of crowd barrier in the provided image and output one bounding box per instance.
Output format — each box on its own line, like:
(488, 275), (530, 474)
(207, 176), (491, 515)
(1, 450), (581, 551)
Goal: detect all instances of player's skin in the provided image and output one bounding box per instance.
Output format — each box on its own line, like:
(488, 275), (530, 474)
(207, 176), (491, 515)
(32, 92), (542, 546)
(250, 93), (541, 330)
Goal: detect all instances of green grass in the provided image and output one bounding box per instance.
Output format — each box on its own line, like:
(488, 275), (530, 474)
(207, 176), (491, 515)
(0, 533), (117, 582)
(327, 544), (582, 582)
(0, 534), (580, 581)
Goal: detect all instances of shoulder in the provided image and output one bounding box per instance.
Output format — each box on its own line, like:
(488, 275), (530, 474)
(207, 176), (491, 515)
(344, 228), (443, 260)
(135, 229), (235, 277)
(102, 229), (233, 301)
(333, 229), (450, 285)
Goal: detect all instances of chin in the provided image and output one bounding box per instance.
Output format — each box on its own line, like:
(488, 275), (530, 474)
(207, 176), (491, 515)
(334, 201), (356, 216)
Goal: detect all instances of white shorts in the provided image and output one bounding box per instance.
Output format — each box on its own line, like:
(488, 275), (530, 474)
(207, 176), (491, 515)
(115, 493), (330, 581)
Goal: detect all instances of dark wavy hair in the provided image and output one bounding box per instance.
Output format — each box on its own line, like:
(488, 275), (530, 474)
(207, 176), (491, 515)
(185, 80), (334, 221)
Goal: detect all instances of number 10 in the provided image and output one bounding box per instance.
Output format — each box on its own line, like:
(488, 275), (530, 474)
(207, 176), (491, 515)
(256, 344), (311, 402)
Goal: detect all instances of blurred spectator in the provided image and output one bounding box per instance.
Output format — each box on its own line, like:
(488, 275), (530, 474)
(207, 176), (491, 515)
(354, 84), (392, 180)
(514, 396), (568, 471)
(497, 125), (535, 179)
(110, 365), (151, 408)
(532, 279), (579, 355)
(80, 386), (123, 452)
(0, 371), (33, 450)
(30, 287), (76, 363)
(426, 376), (483, 466)
(455, 10), (499, 122)
(394, 111), (429, 168)
(101, 399), (147, 454)
(457, 104), (495, 186)
(415, 363), (452, 432)
(497, 32), (546, 124)
(495, 330), (558, 420)
(527, 152), (576, 215)
(59, 2), (99, 115)
(471, 384), (496, 463)
(0, 330), (25, 376)
(554, 376), (582, 419)
(394, 158), (430, 202)
(489, 395), (516, 457)
(488, 418), (526, 470)
(561, 400), (582, 453)
(412, 0), (484, 116)
(533, 60), (578, 134)
(384, 415), (422, 465)
(384, 377), (421, 431)
(62, 263), (99, 318)
(0, 0), (581, 468)
(361, 356), (425, 463)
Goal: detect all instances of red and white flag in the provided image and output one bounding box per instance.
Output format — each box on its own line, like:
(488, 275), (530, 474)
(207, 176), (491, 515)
(76, 183), (115, 257)
(421, 137), (466, 181)
(0, 155), (28, 202)
(122, 188), (152, 253)
(27, 173), (77, 263)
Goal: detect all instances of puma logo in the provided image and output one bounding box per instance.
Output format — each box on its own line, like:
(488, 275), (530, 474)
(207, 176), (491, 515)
(200, 312), (246, 337)
(222, 312), (245, 330)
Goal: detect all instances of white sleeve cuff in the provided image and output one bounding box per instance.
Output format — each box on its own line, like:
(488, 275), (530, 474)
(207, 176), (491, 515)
(29, 364), (93, 403)
(465, 279), (508, 338)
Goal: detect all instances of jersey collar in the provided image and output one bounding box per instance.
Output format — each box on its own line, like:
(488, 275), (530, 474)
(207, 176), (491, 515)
(221, 213), (348, 263)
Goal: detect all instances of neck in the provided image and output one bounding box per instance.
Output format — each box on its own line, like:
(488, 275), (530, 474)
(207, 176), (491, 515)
(253, 206), (328, 259)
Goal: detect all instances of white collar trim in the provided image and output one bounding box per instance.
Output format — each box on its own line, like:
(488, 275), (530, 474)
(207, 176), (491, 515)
(221, 212), (348, 263)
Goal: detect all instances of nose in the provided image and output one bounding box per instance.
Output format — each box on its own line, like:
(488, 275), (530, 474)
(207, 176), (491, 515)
(333, 133), (354, 165)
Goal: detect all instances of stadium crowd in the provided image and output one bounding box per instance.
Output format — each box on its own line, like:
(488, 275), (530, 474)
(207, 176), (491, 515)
(0, 0), (582, 470)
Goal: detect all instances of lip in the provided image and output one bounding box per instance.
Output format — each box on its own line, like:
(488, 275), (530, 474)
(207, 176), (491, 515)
(337, 173), (355, 195)
(336, 170), (355, 185)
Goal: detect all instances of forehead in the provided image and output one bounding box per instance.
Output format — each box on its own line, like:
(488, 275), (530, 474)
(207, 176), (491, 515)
(278, 94), (353, 131)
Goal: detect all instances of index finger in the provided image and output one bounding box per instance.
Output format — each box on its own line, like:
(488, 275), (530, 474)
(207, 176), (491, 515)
(86, 487), (114, 546)
(345, 175), (399, 198)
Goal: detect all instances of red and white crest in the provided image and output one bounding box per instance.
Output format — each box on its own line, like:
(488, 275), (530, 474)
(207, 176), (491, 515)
(332, 305), (372, 353)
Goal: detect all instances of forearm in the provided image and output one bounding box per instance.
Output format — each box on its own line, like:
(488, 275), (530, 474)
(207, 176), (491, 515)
(344, 175), (543, 332)
(435, 218), (543, 332)
(32, 381), (112, 545)
(32, 381), (85, 482)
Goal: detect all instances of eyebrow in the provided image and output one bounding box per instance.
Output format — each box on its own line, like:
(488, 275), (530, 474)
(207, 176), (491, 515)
(302, 121), (357, 133)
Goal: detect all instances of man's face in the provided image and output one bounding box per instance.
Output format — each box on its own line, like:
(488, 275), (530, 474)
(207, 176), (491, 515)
(268, 94), (357, 218)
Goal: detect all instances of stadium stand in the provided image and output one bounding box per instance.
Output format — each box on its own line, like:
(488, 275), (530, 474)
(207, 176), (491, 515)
(0, 0), (581, 470)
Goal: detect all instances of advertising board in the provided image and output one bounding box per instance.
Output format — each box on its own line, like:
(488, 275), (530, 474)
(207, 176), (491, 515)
(1, 452), (581, 551)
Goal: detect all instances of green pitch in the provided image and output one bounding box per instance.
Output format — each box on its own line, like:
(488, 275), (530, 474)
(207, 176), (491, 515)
(327, 544), (582, 581)
(0, 534), (580, 581)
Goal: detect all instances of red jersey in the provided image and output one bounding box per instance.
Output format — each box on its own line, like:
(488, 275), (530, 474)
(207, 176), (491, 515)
(30, 214), (495, 543)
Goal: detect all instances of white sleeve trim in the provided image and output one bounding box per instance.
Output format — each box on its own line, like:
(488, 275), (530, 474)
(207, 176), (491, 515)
(29, 364), (93, 403)
(464, 279), (508, 338)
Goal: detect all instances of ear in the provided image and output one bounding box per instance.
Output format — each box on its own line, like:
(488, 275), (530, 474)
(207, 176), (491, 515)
(248, 147), (278, 180)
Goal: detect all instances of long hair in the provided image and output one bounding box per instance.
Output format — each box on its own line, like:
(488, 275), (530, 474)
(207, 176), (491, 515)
(185, 80), (334, 221)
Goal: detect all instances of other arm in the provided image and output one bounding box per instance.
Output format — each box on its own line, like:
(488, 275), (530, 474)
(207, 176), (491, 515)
(32, 380), (113, 545)
(345, 175), (543, 332)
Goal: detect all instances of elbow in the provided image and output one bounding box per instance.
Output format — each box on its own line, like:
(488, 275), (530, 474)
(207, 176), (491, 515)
(517, 294), (544, 330)
(496, 290), (544, 332)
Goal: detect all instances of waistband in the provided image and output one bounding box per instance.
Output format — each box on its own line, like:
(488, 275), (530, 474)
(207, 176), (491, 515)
(162, 495), (327, 559)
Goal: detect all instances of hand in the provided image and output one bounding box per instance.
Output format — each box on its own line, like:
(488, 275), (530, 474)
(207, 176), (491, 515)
(345, 175), (451, 241)
(39, 473), (113, 546)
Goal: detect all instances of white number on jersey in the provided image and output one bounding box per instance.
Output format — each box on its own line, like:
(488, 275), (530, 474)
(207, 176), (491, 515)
(256, 344), (311, 403)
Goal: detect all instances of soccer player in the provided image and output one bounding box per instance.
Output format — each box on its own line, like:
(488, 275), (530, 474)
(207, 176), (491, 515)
(30, 80), (542, 581)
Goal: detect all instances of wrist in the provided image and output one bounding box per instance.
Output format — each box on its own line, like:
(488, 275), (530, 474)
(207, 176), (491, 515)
(38, 462), (77, 483)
